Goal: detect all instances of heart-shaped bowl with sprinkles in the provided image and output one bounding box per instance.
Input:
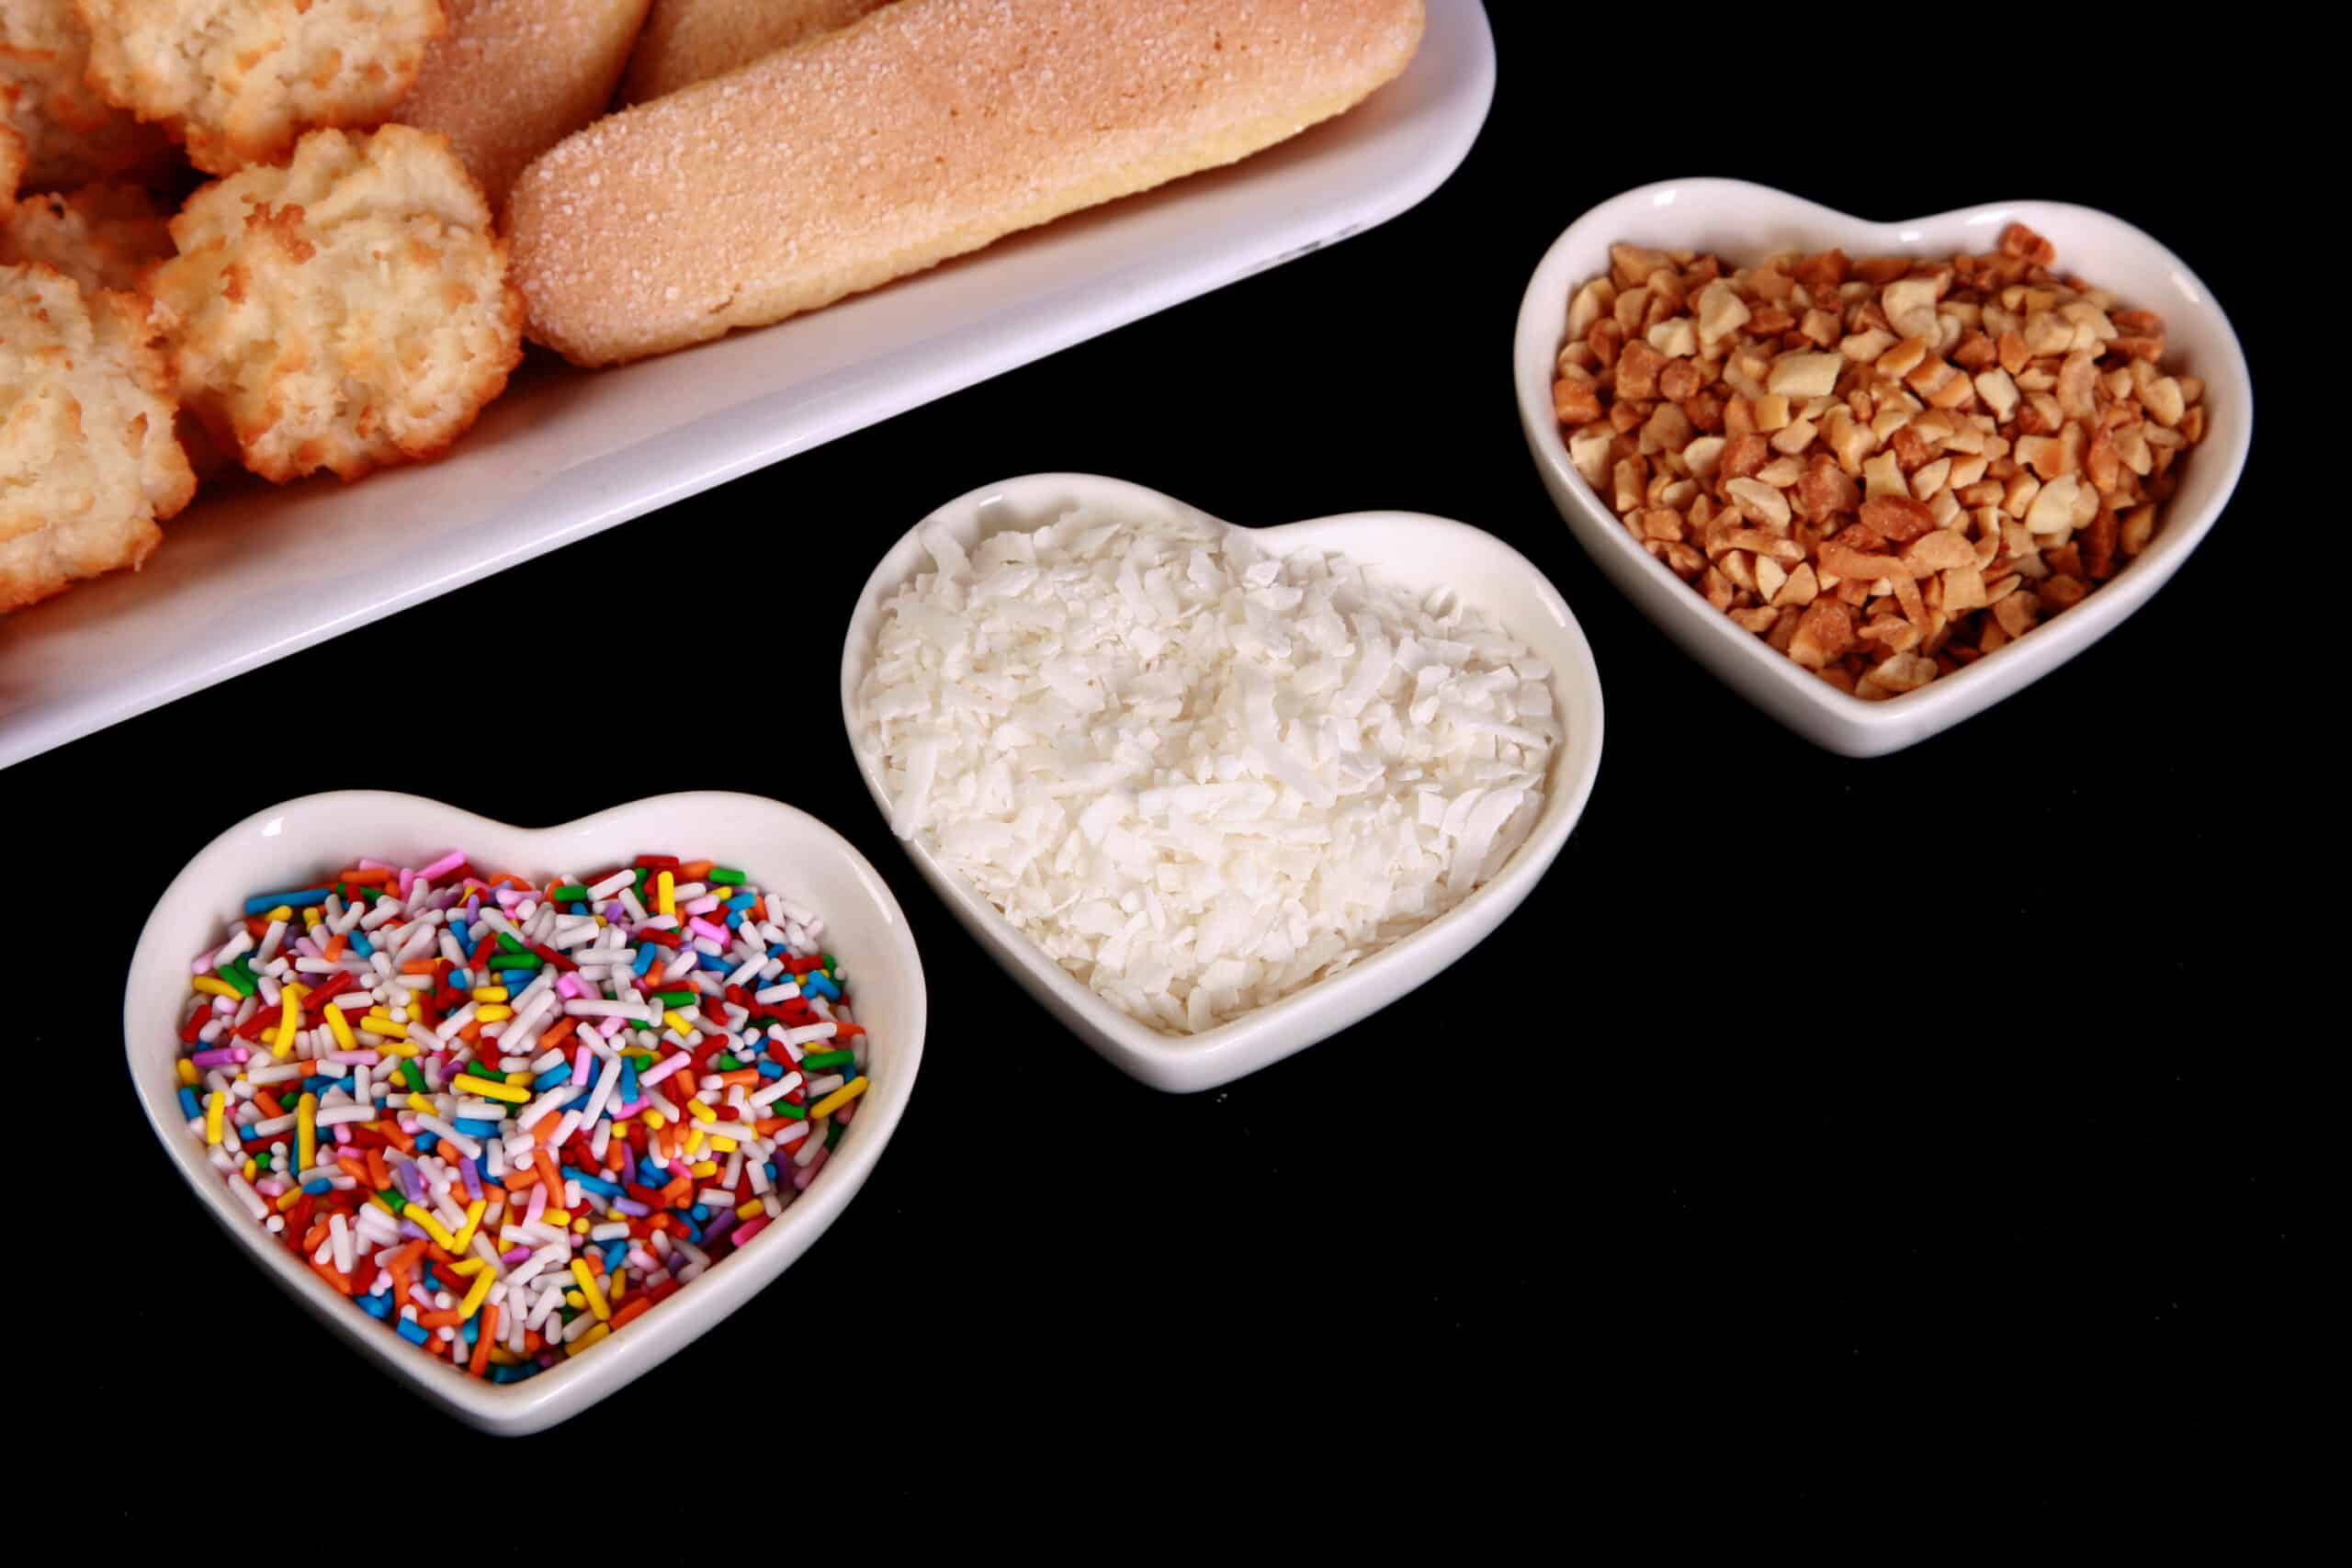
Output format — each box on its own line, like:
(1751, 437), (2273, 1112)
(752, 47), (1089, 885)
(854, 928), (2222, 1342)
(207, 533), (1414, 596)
(125, 791), (927, 1435)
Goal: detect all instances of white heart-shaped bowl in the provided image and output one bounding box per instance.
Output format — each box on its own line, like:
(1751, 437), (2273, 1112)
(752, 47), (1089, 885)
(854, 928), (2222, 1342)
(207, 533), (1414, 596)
(840, 473), (1602, 1093)
(125, 790), (926, 1435)
(1514, 177), (2253, 757)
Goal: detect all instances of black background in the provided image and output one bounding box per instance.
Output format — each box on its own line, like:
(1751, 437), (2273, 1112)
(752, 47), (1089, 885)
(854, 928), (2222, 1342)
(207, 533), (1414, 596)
(10, 6), (2312, 1514)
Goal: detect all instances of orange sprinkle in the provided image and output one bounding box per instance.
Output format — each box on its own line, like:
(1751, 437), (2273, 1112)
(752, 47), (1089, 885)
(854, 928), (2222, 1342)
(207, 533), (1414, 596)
(470, 1304), (499, 1376)
(677, 860), (716, 881)
(301, 1220), (331, 1252)
(416, 1310), (464, 1329)
(367, 1149), (393, 1190)
(608, 1296), (653, 1331)
(400, 960), (438, 976)
(337, 1156), (371, 1185)
(254, 1089), (288, 1119)
(323, 931), (348, 961)
(717, 1069), (760, 1089)
(539, 1017), (578, 1049)
(310, 1258), (355, 1296)
(381, 1125), (417, 1154)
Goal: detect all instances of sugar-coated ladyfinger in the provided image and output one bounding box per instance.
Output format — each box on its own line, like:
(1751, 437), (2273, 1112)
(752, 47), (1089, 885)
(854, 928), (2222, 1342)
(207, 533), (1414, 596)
(508, 0), (1426, 367)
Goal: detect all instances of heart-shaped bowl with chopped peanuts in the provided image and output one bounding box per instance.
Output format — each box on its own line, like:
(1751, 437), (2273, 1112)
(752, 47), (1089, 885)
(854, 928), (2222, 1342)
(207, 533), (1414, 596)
(1515, 177), (2251, 757)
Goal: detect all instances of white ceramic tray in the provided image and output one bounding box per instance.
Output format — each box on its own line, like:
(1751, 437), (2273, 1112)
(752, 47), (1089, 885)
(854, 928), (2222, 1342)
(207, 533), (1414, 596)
(0, 0), (1495, 772)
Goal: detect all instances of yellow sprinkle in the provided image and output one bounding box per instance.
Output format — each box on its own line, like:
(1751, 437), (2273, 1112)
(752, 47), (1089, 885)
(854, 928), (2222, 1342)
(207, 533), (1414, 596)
(243, 1158), (259, 1181)
(689, 1160), (718, 1179)
(642, 1110), (666, 1130)
(273, 983), (304, 1058)
(447, 1258), (486, 1278)
(570, 1258), (611, 1321)
(405, 1093), (435, 1115)
(470, 987), (509, 1003)
(175, 1058), (199, 1088)
(543, 1209), (571, 1225)
(568, 1322), (612, 1354)
(563, 1289), (586, 1311)
(453, 1197), (488, 1253)
(205, 1091), (226, 1145)
(684, 1099), (717, 1124)
(452, 1074), (528, 1104)
(573, 1217), (591, 1235)
(458, 1267), (496, 1320)
(656, 870), (675, 918)
(664, 1010), (696, 1036)
(266, 906), (293, 923)
(475, 1005), (514, 1023)
(806, 1076), (869, 1121)
(402, 1202), (459, 1251)
(277, 1189), (304, 1213)
(302, 908), (322, 929)
(709, 1134), (739, 1153)
(191, 976), (240, 999)
(487, 1347), (519, 1366)
(683, 1127), (705, 1157)
(296, 1093), (317, 1170)
(735, 1199), (764, 1220)
(609, 1272), (627, 1302)
(324, 1002), (355, 1052)
(368, 1191), (401, 1217)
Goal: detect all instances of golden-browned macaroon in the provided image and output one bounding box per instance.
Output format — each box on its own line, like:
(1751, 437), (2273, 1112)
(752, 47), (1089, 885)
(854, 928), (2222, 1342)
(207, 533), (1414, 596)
(0, 262), (195, 612)
(74, 0), (448, 175)
(147, 125), (525, 483)
(0, 121), (22, 211)
(0, 182), (171, 294)
(620, 0), (891, 104)
(2, 0), (176, 190)
(512, 0), (1427, 367)
(398, 0), (652, 210)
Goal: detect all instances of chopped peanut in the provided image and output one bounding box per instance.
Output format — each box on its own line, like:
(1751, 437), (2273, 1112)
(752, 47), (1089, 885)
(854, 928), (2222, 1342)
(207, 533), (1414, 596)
(1551, 221), (2209, 696)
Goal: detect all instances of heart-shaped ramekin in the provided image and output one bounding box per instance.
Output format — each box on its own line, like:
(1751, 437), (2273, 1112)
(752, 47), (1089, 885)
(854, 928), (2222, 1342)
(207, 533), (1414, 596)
(125, 791), (927, 1435)
(1514, 178), (2253, 757)
(840, 473), (1603, 1093)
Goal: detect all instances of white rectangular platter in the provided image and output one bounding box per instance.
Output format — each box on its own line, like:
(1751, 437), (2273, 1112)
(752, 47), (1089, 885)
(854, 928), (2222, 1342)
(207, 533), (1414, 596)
(0, 1), (1494, 771)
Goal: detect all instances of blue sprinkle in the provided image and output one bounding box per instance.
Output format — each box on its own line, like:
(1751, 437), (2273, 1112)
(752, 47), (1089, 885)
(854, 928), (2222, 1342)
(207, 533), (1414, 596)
(358, 1292), (393, 1320)
(453, 1117), (497, 1137)
(601, 1239), (629, 1270)
(244, 887), (332, 916)
(725, 893), (757, 910)
(563, 1166), (621, 1198)
(532, 1062), (573, 1091)
(348, 930), (374, 958)
(395, 1316), (430, 1346)
(177, 1087), (203, 1120)
(489, 1362), (537, 1384)
(763, 1161), (779, 1181)
(632, 946), (659, 976)
(415, 1133), (439, 1155)
(461, 1316), (480, 1344)
(756, 1060), (782, 1078)
(725, 910), (744, 928)
(302, 1179), (331, 1195)
(688, 1203), (710, 1224)
(620, 1063), (639, 1103)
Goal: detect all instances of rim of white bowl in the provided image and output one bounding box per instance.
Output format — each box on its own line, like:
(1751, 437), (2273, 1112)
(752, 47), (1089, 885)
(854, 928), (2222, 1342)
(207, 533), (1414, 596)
(839, 472), (1603, 1086)
(1514, 175), (2254, 740)
(125, 789), (926, 1430)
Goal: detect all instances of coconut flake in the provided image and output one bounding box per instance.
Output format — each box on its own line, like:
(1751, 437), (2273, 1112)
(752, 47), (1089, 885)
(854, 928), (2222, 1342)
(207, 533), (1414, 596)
(857, 503), (1564, 1035)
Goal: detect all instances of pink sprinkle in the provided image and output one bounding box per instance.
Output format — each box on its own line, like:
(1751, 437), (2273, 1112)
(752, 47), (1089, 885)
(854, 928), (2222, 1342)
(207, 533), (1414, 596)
(687, 917), (728, 945)
(732, 1216), (770, 1247)
(417, 851), (466, 881)
(557, 975), (583, 998)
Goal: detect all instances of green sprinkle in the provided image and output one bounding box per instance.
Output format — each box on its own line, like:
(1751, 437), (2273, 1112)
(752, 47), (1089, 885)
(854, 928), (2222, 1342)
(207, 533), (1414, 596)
(549, 885), (589, 901)
(825, 1122), (844, 1150)
(652, 989), (695, 1010)
(401, 1060), (424, 1092)
(708, 868), (745, 886)
(495, 932), (526, 954)
(216, 958), (257, 998)
(379, 1189), (404, 1211)
(490, 953), (541, 970)
(766, 1101), (807, 1121)
(801, 1049), (855, 1071)
(713, 1055), (742, 1071)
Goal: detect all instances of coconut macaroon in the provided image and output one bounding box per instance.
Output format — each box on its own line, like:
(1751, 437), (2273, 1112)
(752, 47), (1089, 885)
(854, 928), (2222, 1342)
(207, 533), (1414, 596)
(0, 263), (196, 612)
(1, 182), (171, 294)
(398, 0), (651, 209)
(2, 1), (176, 189)
(74, 0), (447, 175)
(148, 126), (523, 483)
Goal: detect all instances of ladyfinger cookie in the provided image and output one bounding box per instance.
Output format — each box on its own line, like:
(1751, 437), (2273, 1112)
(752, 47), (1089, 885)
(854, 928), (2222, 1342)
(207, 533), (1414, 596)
(399, 0), (653, 209)
(619, 0), (891, 105)
(509, 0), (1426, 367)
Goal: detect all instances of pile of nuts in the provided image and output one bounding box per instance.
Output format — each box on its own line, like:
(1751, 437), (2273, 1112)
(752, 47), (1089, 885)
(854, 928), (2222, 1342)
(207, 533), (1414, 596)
(1552, 222), (2207, 697)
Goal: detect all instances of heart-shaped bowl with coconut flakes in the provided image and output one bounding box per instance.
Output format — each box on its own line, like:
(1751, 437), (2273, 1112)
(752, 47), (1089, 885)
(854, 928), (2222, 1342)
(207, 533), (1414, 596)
(840, 473), (1603, 1094)
(1515, 177), (2252, 757)
(125, 791), (925, 1435)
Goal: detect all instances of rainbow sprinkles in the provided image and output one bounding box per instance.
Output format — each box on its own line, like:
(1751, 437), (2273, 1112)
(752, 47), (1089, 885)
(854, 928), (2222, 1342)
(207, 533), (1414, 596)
(174, 851), (867, 1383)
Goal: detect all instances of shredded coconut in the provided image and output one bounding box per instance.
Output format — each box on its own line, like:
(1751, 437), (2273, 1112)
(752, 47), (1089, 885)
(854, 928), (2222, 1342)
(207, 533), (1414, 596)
(855, 503), (1563, 1035)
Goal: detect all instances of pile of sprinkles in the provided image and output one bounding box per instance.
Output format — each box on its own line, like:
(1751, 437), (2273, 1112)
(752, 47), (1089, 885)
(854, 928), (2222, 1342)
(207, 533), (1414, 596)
(175, 851), (868, 1382)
